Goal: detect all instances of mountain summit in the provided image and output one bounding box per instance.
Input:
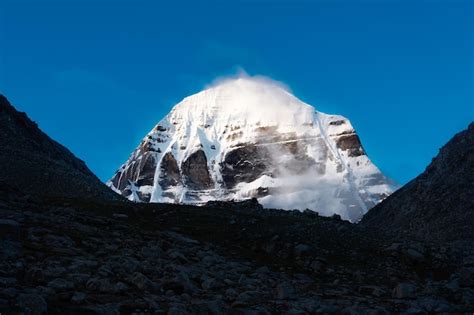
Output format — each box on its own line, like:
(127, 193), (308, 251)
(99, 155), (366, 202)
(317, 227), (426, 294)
(109, 77), (396, 221)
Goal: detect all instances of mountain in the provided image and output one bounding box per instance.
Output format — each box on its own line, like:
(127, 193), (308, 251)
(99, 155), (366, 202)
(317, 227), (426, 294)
(0, 94), (118, 201)
(109, 77), (396, 221)
(361, 122), (474, 241)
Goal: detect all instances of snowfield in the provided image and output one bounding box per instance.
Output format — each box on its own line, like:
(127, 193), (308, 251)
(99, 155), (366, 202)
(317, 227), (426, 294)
(108, 76), (397, 222)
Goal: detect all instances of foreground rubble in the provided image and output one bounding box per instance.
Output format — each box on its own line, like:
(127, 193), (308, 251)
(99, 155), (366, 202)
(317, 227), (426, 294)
(1, 193), (473, 314)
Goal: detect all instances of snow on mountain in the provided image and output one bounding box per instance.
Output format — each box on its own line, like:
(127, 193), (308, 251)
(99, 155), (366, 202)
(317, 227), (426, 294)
(108, 76), (397, 222)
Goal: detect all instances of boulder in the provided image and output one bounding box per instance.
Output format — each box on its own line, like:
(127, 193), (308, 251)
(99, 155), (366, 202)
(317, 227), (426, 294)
(276, 282), (296, 299)
(392, 283), (416, 299)
(17, 294), (47, 315)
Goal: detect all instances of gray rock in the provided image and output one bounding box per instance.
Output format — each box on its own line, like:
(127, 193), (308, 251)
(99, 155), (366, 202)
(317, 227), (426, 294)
(403, 307), (425, 314)
(140, 245), (164, 258)
(405, 248), (424, 263)
(86, 278), (114, 293)
(202, 278), (217, 290)
(67, 273), (90, 286)
(168, 249), (189, 263)
(202, 255), (217, 266)
(112, 213), (128, 219)
(0, 220), (21, 258)
(1, 287), (18, 298)
(462, 289), (474, 305)
(25, 267), (45, 284)
(85, 303), (120, 315)
(256, 266), (270, 274)
(113, 281), (129, 294)
(97, 264), (114, 277)
(418, 297), (452, 312)
(238, 274), (259, 288)
(118, 256), (140, 274)
(71, 291), (87, 304)
(47, 278), (75, 291)
(0, 277), (17, 287)
(68, 258), (99, 272)
(0, 219), (20, 240)
(294, 244), (312, 257)
(232, 291), (262, 307)
(192, 300), (224, 315)
(463, 255), (474, 267)
(276, 282), (296, 299)
(129, 272), (155, 291)
(44, 234), (75, 248)
(225, 288), (238, 300)
(17, 293), (47, 315)
(459, 267), (474, 287)
(300, 298), (321, 313)
(0, 239), (22, 258)
(392, 283), (416, 299)
(42, 265), (66, 278)
(309, 260), (325, 273)
(445, 278), (459, 292)
(168, 302), (189, 315)
(317, 305), (339, 313)
(385, 243), (402, 253)
(358, 285), (385, 297)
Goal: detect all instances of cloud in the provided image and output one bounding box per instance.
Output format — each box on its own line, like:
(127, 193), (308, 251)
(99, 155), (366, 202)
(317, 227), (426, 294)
(204, 68), (292, 93)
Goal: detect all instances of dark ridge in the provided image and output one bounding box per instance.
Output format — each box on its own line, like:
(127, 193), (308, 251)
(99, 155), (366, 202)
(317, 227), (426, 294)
(361, 122), (474, 242)
(0, 94), (120, 201)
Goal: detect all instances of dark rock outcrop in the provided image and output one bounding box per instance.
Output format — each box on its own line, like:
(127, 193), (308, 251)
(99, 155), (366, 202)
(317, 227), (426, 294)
(135, 152), (157, 187)
(158, 152), (181, 189)
(181, 150), (213, 189)
(361, 122), (474, 241)
(0, 95), (119, 201)
(220, 145), (272, 188)
(334, 132), (365, 157)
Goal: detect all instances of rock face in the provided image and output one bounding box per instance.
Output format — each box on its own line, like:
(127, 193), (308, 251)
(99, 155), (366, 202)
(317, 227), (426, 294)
(362, 123), (474, 241)
(158, 152), (181, 190)
(108, 77), (397, 221)
(181, 150), (213, 189)
(0, 95), (119, 201)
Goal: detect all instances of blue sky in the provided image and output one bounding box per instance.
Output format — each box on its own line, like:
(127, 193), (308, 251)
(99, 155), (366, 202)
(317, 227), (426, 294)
(1, 0), (472, 184)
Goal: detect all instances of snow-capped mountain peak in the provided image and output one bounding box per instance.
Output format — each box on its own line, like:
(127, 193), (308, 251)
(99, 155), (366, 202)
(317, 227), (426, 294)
(108, 76), (397, 222)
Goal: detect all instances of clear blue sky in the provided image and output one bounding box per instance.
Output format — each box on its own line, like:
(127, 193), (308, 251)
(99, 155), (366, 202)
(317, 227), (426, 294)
(1, 0), (472, 184)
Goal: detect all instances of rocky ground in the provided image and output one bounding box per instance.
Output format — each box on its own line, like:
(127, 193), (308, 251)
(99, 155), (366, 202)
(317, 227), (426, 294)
(1, 186), (474, 314)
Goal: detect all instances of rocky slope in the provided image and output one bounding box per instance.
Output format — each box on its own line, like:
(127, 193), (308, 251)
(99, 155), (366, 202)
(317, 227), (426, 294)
(362, 122), (474, 242)
(109, 77), (396, 222)
(0, 95), (118, 201)
(2, 188), (474, 314)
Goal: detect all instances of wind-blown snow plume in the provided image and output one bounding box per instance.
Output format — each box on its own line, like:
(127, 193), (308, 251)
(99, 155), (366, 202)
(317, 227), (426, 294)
(108, 75), (397, 222)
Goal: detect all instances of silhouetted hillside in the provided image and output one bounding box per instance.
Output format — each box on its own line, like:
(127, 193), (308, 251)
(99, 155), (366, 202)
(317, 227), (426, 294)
(0, 95), (119, 201)
(362, 123), (474, 242)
